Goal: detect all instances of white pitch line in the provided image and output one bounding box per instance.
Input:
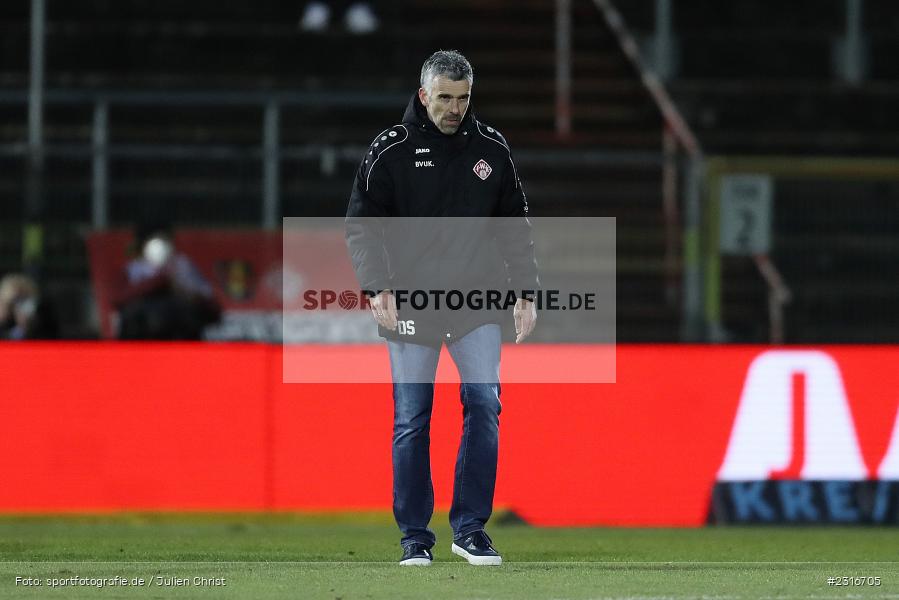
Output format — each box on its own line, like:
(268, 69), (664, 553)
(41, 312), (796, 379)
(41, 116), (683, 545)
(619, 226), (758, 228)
(2, 560), (899, 565)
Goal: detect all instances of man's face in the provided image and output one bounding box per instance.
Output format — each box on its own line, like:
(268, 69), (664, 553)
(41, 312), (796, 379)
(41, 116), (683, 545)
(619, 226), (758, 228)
(418, 76), (471, 135)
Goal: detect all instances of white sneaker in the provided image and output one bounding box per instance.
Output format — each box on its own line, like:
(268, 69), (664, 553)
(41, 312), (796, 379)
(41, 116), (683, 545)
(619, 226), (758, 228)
(300, 1), (330, 32)
(344, 2), (379, 34)
(451, 531), (503, 566)
(399, 543), (433, 566)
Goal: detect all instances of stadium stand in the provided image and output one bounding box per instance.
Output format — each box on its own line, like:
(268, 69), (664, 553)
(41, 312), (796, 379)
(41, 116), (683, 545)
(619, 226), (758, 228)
(619, 0), (899, 342)
(1, 0), (896, 341)
(0, 0), (675, 341)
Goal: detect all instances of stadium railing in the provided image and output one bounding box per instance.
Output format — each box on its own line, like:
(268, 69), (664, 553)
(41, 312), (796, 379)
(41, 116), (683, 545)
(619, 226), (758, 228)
(703, 155), (899, 344)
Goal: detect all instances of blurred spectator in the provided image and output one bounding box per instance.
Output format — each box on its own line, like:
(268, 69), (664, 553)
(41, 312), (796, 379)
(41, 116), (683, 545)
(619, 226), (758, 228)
(300, 1), (379, 34)
(0, 273), (59, 340)
(115, 220), (220, 340)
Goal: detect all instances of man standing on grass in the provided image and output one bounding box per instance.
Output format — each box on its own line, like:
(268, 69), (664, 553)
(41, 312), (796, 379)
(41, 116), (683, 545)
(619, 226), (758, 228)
(346, 50), (538, 566)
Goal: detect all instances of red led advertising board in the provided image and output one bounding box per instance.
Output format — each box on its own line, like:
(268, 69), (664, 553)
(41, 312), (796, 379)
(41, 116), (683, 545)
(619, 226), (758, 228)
(1, 344), (897, 525)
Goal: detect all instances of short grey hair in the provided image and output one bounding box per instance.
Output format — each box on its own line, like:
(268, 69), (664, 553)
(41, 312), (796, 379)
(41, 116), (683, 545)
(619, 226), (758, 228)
(419, 50), (473, 90)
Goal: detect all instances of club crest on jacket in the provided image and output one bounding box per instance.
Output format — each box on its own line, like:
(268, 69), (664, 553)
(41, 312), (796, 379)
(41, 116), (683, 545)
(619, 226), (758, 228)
(473, 159), (492, 181)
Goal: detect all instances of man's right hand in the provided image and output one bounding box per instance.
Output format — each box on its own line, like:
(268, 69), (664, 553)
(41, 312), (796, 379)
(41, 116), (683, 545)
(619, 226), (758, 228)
(369, 290), (397, 331)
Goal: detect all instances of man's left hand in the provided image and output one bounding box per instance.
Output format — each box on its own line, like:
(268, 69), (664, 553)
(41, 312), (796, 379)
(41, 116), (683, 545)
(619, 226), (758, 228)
(514, 298), (536, 344)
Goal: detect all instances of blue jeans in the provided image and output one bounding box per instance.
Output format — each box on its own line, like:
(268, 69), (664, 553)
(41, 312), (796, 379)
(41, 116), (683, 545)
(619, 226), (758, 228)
(388, 324), (502, 549)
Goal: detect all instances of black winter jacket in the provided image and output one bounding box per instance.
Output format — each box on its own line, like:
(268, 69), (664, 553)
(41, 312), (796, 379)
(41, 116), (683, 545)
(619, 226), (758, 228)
(346, 93), (539, 346)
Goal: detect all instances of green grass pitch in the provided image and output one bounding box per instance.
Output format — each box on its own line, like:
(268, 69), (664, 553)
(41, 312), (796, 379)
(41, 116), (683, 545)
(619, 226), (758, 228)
(0, 513), (896, 599)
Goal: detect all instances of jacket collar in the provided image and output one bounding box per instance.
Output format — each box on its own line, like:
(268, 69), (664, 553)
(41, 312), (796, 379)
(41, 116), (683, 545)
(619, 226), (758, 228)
(402, 91), (475, 138)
